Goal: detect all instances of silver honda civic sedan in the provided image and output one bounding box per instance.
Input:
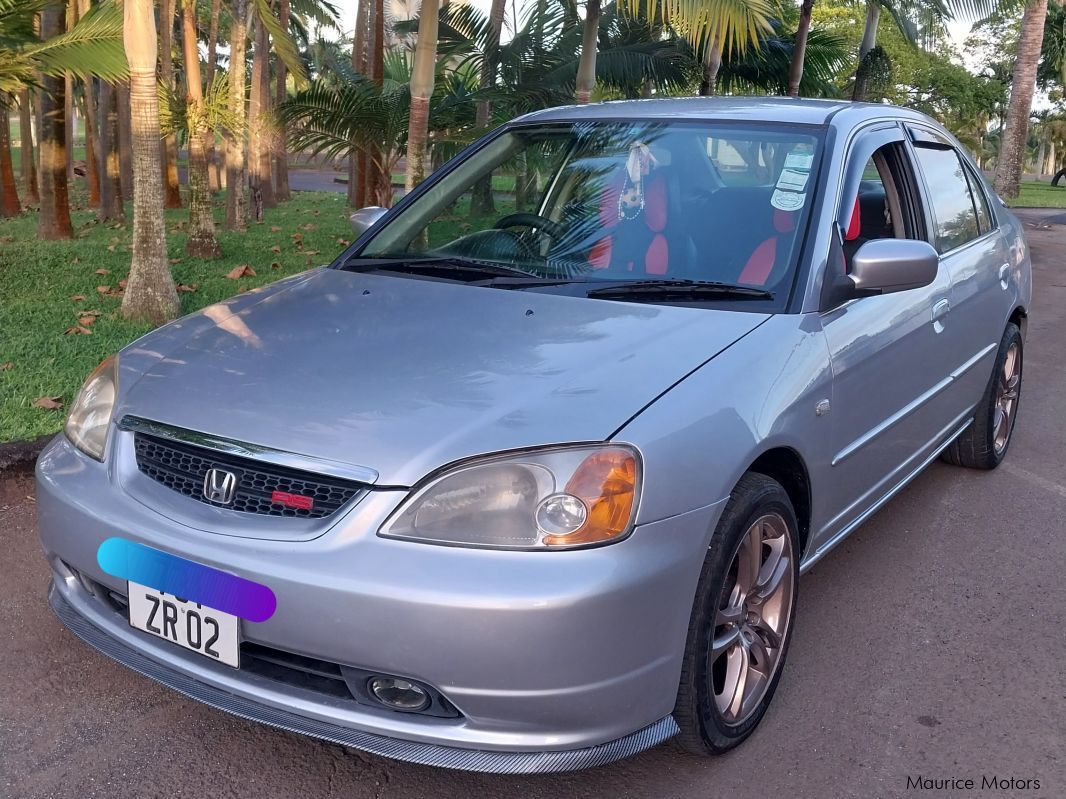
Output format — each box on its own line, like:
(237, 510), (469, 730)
(37, 98), (1031, 773)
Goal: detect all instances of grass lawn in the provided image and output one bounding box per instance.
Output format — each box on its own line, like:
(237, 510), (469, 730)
(1008, 180), (1066, 208)
(0, 188), (355, 443)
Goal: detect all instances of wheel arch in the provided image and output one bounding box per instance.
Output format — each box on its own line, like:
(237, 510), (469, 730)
(746, 447), (812, 557)
(1009, 305), (1028, 340)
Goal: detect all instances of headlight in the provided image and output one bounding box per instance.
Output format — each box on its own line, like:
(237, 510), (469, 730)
(379, 445), (641, 550)
(65, 355), (118, 461)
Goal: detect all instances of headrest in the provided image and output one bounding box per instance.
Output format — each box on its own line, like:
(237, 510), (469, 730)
(845, 197), (861, 241)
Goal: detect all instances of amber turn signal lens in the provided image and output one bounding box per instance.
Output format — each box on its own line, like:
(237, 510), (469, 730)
(542, 448), (638, 546)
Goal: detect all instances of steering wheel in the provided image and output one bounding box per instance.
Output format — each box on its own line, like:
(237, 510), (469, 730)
(494, 213), (566, 241)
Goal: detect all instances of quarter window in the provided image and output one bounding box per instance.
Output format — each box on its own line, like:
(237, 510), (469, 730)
(964, 167), (994, 234)
(912, 144), (980, 253)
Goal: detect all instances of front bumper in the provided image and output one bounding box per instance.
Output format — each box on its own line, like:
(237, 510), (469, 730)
(37, 434), (723, 772)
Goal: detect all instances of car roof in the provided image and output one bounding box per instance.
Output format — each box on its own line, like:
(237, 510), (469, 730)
(514, 96), (936, 132)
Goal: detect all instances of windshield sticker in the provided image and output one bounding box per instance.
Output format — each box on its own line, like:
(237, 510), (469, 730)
(776, 168), (810, 192)
(771, 189), (806, 211)
(784, 151), (815, 171)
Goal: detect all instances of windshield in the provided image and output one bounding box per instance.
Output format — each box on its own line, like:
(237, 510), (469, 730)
(355, 121), (823, 301)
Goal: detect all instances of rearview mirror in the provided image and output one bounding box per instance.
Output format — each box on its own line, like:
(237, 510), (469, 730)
(350, 206), (387, 238)
(849, 239), (939, 295)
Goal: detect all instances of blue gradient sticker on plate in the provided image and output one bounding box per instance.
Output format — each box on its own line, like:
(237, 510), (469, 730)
(97, 537), (277, 622)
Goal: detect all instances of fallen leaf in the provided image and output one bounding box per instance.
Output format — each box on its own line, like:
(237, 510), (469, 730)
(176, 283), (198, 293)
(303, 251), (318, 256)
(70, 294), (86, 302)
(0, 235), (13, 243)
(64, 325), (93, 335)
(118, 279), (128, 289)
(300, 223), (317, 231)
(270, 226), (282, 232)
(226, 265), (256, 279)
(96, 285), (111, 294)
(270, 261), (281, 270)
(1, 362), (12, 371)
(106, 244), (116, 252)
(94, 268), (110, 275)
(77, 316), (97, 327)
(33, 396), (64, 410)
(169, 258), (183, 264)
(291, 232), (303, 241)
(336, 238), (350, 246)
(269, 245), (281, 253)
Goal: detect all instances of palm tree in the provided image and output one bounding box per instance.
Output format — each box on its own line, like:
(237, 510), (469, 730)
(787, 0), (813, 97)
(576, 0), (602, 102)
(994, 0), (1050, 198)
(17, 89), (37, 203)
(405, 0), (439, 191)
(98, 78), (123, 219)
(0, 101), (19, 215)
(159, 0), (182, 208)
(38, 2), (73, 238)
(274, 0), (291, 200)
(121, 0), (180, 323)
(226, 0), (250, 230)
(182, 0), (221, 257)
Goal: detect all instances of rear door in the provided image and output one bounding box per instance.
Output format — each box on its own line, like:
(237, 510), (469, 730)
(906, 126), (1009, 413)
(816, 125), (959, 546)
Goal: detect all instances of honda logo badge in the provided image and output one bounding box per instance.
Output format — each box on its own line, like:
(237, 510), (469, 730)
(203, 468), (238, 505)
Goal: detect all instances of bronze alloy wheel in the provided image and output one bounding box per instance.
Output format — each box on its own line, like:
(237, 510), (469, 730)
(711, 512), (795, 726)
(993, 340), (1021, 455)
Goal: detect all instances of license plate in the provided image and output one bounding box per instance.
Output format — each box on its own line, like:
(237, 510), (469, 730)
(127, 581), (240, 668)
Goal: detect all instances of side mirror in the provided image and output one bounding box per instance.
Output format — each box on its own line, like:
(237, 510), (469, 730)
(349, 206), (387, 237)
(849, 239), (939, 295)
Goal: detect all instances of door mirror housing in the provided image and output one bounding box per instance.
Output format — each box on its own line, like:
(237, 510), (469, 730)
(350, 206), (387, 238)
(849, 239), (940, 295)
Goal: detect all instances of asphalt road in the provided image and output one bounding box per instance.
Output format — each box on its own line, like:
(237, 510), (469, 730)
(1, 210), (1064, 799)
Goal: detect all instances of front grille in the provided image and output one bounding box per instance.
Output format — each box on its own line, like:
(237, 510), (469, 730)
(133, 432), (366, 519)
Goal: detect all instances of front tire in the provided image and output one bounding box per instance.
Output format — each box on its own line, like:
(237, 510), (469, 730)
(673, 472), (800, 755)
(942, 322), (1023, 470)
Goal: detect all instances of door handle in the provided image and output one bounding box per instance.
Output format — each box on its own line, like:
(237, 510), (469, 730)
(999, 263), (1011, 289)
(932, 298), (951, 332)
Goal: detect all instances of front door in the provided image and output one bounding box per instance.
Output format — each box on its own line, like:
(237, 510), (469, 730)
(815, 132), (961, 549)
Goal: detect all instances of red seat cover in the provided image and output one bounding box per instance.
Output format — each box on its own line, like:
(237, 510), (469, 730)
(737, 208), (797, 286)
(589, 173), (670, 274)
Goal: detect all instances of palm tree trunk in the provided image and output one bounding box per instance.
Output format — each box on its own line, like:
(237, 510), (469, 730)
(98, 81), (124, 221)
(994, 0), (1050, 198)
(575, 0), (601, 103)
(0, 106), (21, 217)
(699, 37), (723, 96)
(38, 2), (74, 239)
(859, 1), (879, 60)
(159, 0), (183, 208)
(225, 0), (249, 230)
(115, 82), (133, 200)
(122, 0), (180, 324)
(405, 0), (439, 192)
(183, 0), (221, 258)
(205, 0), (222, 192)
(256, 18), (275, 210)
(787, 0), (814, 97)
(249, 18), (265, 220)
(363, 0), (385, 205)
(274, 0), (290, 201)
(470, 0), (505, 216)
(348, 0), (369, 207)
(80, 88), (100, 206)
(18, 90), (38, 204)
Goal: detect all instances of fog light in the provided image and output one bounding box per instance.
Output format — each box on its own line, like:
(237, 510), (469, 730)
(367, 677), (431, 711)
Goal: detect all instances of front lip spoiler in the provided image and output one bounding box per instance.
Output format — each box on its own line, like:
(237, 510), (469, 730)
(48, 584), (680, 774)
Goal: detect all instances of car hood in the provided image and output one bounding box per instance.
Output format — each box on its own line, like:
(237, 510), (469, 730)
(118, 269), (767, 486)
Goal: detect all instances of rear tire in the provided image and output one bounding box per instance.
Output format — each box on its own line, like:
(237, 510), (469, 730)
(942, 322), (1022, 470)
(672, 472), (799, 755)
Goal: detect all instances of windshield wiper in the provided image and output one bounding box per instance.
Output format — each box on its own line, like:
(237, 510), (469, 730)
(586, 279), (773, 301)
(342, 256), (540, 281)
